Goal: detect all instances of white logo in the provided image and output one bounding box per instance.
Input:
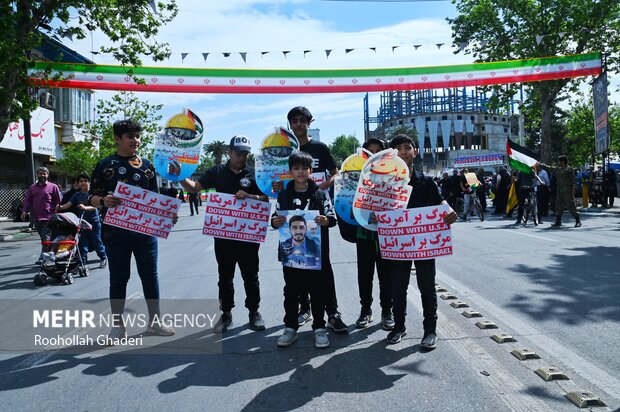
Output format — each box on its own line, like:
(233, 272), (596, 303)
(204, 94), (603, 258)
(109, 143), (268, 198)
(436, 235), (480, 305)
(118, 167), (127, 175)
(133, 173), (141, 181)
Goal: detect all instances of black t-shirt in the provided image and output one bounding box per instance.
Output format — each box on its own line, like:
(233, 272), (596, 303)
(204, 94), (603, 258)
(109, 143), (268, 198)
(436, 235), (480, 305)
(91, 154), (158, 197)
(407, 170), (444, 208)
(90, 153), (158, 219)
(300, 140), (338, 183)
(198, 163), (262, 196)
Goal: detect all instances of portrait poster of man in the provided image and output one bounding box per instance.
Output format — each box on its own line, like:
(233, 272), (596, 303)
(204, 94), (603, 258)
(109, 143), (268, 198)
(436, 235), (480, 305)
(277, 210), (321, 270)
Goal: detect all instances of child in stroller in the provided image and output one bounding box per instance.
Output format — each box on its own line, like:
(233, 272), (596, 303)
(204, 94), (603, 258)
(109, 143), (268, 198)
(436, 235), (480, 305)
(34, 212), (92, 286)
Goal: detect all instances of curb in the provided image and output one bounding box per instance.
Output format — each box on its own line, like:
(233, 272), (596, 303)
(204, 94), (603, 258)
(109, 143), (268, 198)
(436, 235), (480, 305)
(0, 232), (36, 242)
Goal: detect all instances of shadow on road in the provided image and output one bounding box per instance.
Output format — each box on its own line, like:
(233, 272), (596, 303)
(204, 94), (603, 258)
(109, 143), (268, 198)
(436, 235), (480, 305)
(508, 246), (620, 325)
(0, 322), (425, 410)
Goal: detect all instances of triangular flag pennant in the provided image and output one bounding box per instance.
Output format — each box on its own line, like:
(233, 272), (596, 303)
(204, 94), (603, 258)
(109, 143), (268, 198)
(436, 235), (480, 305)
(459, 42), (468, 52)
(223, 53), (231, 57)
(62, 32), (73, 41)
(181, 53), (189, 62)
(369, 47), (376, 53)
(392, 46), (399, 52)
(240, 52), (247, 63)
(414, 44), (422, 50)
(304, 50), (311, 57)
(345, 48), (354, 54)
(148, 0), (157, 14)
(261, 51), (270, 57)
(536, 35), (545, 45)
(480, 40), (489, 48)
(91, 51), (99, 55)
(325, 49), (332, 58)
(558, 32), (566, 39)
(436, 43), (444, 49)
(166, 53), (172, 60)
(202, 53), (209, 61)
(282, 51), (291, 58)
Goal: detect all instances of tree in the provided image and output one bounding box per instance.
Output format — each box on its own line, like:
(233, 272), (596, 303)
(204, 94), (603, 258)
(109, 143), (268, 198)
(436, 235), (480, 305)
(0, 1), (177, 143)
(564, 101), (619, 165)
(204, 141), (228, 166)
(53, 92), (163, 177)
(387, 125), (418, 145)
(449, 0), (620, 162)
(328, 134), (361, 166)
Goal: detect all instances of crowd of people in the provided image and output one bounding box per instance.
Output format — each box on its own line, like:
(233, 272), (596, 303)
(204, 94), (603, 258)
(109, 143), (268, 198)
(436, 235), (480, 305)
(436, 159), (619, 227)
(20, 106), (619, 351)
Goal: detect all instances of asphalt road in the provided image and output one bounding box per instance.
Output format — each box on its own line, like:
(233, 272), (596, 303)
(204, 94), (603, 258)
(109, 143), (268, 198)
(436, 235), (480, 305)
(0, 203), (618, 411)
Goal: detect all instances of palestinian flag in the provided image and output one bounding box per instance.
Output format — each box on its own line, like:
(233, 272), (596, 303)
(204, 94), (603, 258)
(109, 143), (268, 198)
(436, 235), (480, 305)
(506, 139), (538, 173)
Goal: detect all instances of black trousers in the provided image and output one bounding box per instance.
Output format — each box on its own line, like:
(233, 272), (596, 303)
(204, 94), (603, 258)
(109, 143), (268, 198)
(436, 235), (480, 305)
(214, 238), (260, 313)
(189, 197), (199, 215)
(356, 234), (391, 311)
(299, 257), (339, 316)
(389, 259), (437, 333)
(284, 266), (326, 330)
(537, 185), (549, 216)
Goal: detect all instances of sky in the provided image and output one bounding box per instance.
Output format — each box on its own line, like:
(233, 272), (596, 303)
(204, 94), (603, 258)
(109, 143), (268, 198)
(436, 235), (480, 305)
(66, 0), (617, 150)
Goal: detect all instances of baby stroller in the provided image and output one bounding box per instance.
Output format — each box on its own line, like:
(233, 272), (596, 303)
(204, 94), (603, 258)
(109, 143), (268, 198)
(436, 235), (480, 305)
(33, 212), (92, 286)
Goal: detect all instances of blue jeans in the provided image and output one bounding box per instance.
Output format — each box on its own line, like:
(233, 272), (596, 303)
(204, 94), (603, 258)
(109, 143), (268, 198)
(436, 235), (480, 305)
(103, 227), (160, 320)
(79, 218), (106, 264)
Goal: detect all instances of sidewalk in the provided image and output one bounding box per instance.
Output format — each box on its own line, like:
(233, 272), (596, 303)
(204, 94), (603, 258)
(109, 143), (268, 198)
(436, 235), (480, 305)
(0, 219), (37, 242)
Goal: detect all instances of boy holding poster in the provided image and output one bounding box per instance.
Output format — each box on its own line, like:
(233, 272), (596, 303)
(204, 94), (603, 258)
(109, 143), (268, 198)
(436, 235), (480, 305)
(384, 135), (458, 348)
(271, 152), (337, 348)
(89, 119), (178, 340)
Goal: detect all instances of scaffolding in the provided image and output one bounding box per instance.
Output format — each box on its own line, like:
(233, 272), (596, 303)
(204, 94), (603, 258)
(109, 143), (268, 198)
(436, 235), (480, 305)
(364, 87), (520, 134)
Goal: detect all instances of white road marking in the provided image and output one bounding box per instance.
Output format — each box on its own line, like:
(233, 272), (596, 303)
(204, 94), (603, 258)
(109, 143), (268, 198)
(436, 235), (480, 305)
(500, 228), (558, 242)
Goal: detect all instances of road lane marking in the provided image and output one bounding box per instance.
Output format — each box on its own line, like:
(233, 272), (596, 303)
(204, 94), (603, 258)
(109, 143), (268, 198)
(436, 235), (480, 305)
(500, 229), (558, 242)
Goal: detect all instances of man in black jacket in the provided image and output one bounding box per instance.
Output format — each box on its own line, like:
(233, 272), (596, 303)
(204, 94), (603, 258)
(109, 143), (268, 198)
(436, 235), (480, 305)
(384, 135), (458, 349)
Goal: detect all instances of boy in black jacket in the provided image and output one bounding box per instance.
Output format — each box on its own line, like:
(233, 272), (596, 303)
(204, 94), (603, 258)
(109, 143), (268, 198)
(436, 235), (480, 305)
(271, 152), (337, 348)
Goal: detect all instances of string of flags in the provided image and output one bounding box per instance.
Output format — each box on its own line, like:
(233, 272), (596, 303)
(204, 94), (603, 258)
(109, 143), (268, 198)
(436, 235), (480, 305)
(69, 28), (595, 63)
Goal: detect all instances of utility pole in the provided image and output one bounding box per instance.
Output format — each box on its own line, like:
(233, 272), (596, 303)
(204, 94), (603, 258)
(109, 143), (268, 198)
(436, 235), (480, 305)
(24, 118), (35, 184)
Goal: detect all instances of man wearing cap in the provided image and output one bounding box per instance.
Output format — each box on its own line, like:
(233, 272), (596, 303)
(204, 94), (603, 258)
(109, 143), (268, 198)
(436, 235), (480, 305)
(21, 166), (62, 264)
(173, 135), (270, 333)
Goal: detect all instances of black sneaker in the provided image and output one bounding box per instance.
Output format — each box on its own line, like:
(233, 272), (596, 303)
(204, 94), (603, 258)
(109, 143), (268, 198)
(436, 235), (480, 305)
(297, 308), (313, 327)
(248, 311), (265, 331)
(355, 309), (373, 329)
(421, 332), (437, 350)
(327, 312), (349, 334)
(380, 309), (395, 331)
(213, 312), (232, 333)
(386, 326), (407, 344)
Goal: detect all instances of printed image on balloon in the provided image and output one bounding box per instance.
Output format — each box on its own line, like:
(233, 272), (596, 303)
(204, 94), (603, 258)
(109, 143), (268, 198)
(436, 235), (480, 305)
(255, 127), (299, 198)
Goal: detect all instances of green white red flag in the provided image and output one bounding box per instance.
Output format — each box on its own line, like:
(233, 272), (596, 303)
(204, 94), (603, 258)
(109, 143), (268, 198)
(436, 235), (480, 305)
(28, 52), (602, 94)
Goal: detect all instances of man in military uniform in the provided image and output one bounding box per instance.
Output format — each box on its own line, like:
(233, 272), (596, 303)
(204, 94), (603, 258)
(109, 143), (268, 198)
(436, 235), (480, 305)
(539, 155), (581, 228)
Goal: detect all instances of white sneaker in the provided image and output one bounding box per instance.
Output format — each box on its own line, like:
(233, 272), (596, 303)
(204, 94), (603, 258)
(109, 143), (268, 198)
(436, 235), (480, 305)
(314, 328), (330, 349)
(277, 327), (298, 347)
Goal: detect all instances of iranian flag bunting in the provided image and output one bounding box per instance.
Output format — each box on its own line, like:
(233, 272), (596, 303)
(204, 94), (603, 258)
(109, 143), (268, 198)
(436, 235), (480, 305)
(506, 139), (538, 173)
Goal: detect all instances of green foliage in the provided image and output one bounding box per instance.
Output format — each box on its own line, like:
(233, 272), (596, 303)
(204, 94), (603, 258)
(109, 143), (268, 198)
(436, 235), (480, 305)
(53, 92), (163, 177)
(53, 139), (99, 178)
(387, 126), (418, 144)
(204, 140), (228, 165)
(449, 0), (620, 162)
(328, 134), (361, 166)
(0, 1), (178, 143)
(564, 102), (620, 165)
